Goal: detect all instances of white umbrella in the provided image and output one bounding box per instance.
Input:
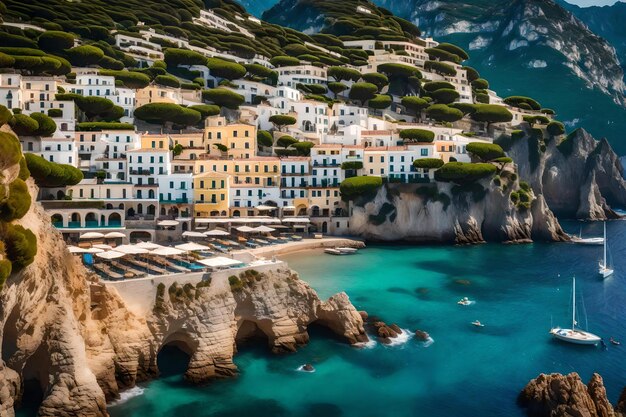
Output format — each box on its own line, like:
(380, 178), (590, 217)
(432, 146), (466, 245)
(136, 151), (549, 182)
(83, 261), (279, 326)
(114, 244), (149, 254)
(84, 247), (105, 254)
(197, 257), (243, 268)
(104, 232), (126, 239)
(80, 232), (105, 239)
(204, 229), (230, 236)
(135, 242), (164, 250)
(67, 246), (87, 254)
(182, 231), (206, 238)
(151, 247), (185, 256)
(256, 205), (277, 211)
(282, 218), (311, 223)
(96, 250), (126, 259)
(93, 244), (113, 250)
(254, 226), (275, 233)
(236, 226), (255, 233)
(158, 220), (179, 227)
(175, 242), (211, 252)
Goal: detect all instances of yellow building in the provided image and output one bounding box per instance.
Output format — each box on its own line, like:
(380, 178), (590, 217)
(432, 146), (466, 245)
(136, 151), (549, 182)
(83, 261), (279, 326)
(204, 116), (256, 159)
(194, 156), (280, 187)
(193, 171), (230, 217)
(135, 85), (181, 107)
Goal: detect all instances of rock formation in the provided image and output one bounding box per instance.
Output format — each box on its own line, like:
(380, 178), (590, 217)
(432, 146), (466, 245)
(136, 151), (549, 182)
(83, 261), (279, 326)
(506, 127), (626, 220)
(347, 175), (567, 244)
(0, 184), (367, 416)
(519, 372), (626, 417)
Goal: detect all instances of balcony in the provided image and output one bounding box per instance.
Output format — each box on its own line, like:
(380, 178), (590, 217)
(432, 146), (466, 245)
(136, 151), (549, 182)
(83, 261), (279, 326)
(312, 161), (340, 167)
(130, 169), (151, 175)
(160, 198), (192, 204)
(345, 155), (362, 160)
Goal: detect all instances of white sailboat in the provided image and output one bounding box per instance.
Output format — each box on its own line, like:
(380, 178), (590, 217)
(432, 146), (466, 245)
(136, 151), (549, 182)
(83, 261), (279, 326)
(550, 277), (601, 345)
(571, 226), (604, 245)
(598, 222), (614, 279)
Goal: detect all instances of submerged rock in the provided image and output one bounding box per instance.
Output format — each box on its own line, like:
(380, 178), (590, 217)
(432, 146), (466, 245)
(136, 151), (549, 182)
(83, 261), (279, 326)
(414, 330), (430, 341)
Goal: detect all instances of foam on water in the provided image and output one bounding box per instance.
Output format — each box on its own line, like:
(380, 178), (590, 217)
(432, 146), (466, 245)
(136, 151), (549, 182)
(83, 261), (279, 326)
(296, 365), (316, 373)
(108, 386), (145, 406)
(421, 336), (435, 348)
(385, 329), (412, 347)
(353, 337), (377, 349)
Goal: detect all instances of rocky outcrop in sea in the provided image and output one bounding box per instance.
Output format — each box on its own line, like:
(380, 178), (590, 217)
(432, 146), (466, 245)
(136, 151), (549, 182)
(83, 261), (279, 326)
(519, 372), (626, 417)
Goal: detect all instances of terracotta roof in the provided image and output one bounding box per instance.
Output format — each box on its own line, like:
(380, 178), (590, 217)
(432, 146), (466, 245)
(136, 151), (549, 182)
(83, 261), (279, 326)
(361, 130), (393, 135)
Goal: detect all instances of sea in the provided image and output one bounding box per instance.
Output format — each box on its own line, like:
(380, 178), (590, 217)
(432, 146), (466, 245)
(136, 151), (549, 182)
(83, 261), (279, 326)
(20, 220), (626, 417)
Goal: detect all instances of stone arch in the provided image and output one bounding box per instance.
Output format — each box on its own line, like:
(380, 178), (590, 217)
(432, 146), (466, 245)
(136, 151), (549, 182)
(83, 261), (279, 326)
(148, 189), (155, 199)
(129, 231), (152, 243)
(182, 222), (188, 231)
(157, 331), (196, 379)
(147, 204), (156, 216)
(296, 204), (307, 216)
(137, 204), (143, 215)
(232, 210), (241, 217)
(210, 211), (219, 216)
(310, 205), (320, 217)
(50, 213), (63, 227)
(160, 207), (166, 216)
(56, 190), (65, 200)
(127, 207), (135, 217)
(321, 221), (328, 233)
(85, 212), (97, 227)
(235, 319), (272, 348)
(220, 210), (227, 216)
(118, 203), (124, 210)
(108, 213), (122, 226)
(105, 203), (113, 210)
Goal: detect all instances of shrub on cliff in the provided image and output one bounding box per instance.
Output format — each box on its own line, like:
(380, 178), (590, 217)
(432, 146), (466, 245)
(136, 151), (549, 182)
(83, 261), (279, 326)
(339, 176), (383, 200)
(400, 129), (435, 143)
(471, 105), (513, 126)
(257, 130), (274, 147)
(0, 132), (23, 170)
(38, 31), (75, 52)
(228, 275), (244, 291)
(3, 224), (37, 272)
(276, 135), (297, 148)
(292, 141), (314, 156)
(466, 142), (505, 161)
(425, 104), (463, 123)
(413, 158), (444, 169)
(0, 179), (31, 222)
(341, 161), (363, 170)
(422, 81), (454, 92)
(202, 88), (244, 109)
(0, 105), (11, 127)
(18, 158), (30, 181)
(547, 121), (565, 136)
(327, 66), (362, 82)
(434, 162), (497, 184)
(25, 154), (83, 187)
(29, 112), (57, 136)
(164, 48), (207, 67)
(9, 114), (39, 136)
(269, 114), (296, 131)
(188, 104), (220, 120)
(503, 96), (541, 111)
(206, 58), (247, 81)
(424, 61), (457, 76)
(0, 257), (11, 289)
(134, 103), (201, 126)
(65, 45), (104, 67)
(368, 94), (392, 109)
(270, 56), (300, 68)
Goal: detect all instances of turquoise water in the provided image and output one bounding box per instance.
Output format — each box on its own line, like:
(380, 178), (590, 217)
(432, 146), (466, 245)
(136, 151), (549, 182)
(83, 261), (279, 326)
(32, 221), (626, 417)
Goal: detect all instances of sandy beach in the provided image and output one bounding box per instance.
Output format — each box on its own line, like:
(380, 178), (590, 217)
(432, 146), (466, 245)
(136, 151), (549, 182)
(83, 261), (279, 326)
(232, 237), (366, 259)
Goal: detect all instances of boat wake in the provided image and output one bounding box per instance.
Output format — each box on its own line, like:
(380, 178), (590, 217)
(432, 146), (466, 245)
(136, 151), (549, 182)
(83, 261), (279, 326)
(108, 386), (145, 406)
(386, 329), (412, 347)
(296, 365), (316, 373)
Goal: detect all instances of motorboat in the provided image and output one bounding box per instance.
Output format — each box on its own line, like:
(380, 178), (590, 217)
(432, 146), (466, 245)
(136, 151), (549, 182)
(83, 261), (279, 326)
(471, 320), (484, 327)
(324, 248), (345, 256)
(550, 277), (600, 345)
(458, 297), (472, 306)
(610, 338), (621, 346)
(336, 247), (358, 254)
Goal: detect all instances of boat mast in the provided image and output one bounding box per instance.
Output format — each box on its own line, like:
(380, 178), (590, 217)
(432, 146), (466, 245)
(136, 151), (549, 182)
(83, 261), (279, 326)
(572, 277), (576, 330)
(602, 222), (606, 268)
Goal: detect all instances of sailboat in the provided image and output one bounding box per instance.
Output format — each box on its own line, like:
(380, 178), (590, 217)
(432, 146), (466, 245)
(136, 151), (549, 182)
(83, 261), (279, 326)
(598, 222), (614, 279)
(571, 226), (603, 245)
(550, 277), (601, 345)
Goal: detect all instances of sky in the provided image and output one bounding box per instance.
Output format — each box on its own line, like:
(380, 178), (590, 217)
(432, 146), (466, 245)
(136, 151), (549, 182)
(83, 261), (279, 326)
(566, 0), (622, 6)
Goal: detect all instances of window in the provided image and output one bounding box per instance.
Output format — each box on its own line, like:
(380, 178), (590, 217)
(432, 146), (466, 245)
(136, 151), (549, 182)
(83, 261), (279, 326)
(421, 149), (429, 156)
(233, 130), (238, 137)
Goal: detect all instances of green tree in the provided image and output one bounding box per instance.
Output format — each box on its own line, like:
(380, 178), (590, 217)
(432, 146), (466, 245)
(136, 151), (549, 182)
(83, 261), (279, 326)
(328, 82), (348, 98)
(466, 142), (505, 161)
(164, 48), (207, 67)
(9, 114), (39, 136)
(276, 135), (298, 148)
(547, 121), (565, 136)
(188, 104), (220, 119)
(100, 70), (150, 89)
(206, 58), (247, 81)
(432, 43), (469, 60)
(0, 105), (12, 126)
(0, 53), (15, 69)
(425, 47), (461, 63)
(424, 61), (457, 76)
(401, 96), (429, 121)
(30, 112), (57, 136)
(503, 96), (541, 111)
(340, 176), (383, 200)
(471, 78), (489, 90)
(0, 132), (22, 170)
(269, 56), (300, 67)
(377, 63), (421, 79)
(328, 66), (362, 82)
(425, 104), (463, 123)
(362, 72), (389, 92)
(202, 88), (245, 109)
(155, 74), (181, 88)
(257, 130), (274, 147)
(134, 103), (201, 127)
(0, 179), (31, 221)
(349, 82), (378, 105)
(4, 224), (37, 271)
(434, 162), (497, 184)
(463, 66), (480, 82)
(269, 114), (297, 131)
(368, 94), (392, 110)
(65, 45), (104, 67)
(470, 104), (513, 127)
(422, 81), (455, 92)
(38, 31), (75, 52)
(430, 88), (459, 104)
(399, 129), (435, 143)
(413, 158), (444, 169)
(292, 141), (314, 156)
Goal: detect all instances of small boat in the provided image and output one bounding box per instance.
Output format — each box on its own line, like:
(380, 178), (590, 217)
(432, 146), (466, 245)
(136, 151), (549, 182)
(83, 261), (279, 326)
(471, 320), (484, 327)
(324, 248), (345, 256)
(457, 297), (472, 306)
(550, 277), (601, 346)
(336, 247), (358, 254)
(598, 222), (614, 279)
(610, 337), (621, 346)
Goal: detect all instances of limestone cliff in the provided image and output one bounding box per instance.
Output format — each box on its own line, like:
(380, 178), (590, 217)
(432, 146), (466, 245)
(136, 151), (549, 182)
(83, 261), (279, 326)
(504, 126), (626, 220)
(519, 372), (626, 417)
(0, 190), (366, 415)
(346, 171), (567, 244)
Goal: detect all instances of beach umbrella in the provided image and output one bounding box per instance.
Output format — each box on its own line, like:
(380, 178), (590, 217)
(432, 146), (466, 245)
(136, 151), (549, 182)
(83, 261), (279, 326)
(256, 205), (277, 211)
(151, 247), (185, 256)
(96, 251), (126, 259)
(236, 226), (255, 233)
(67, 246), (87, 254)
(93, 244), (113, 250)
(182, 231), (206, 238)
(282, 218), (310, 223)
(175, 242), (211, 252)
(135, 242), (164, 250)
(197, 257), (243, 268)
(114, 244), (150, 254)
(80, 232), (105, 239)
(104, 232), (126, 239)
(253, 226), (275, 233)
(84, 247), (105, 254)
(205, 229), (230, 236)
(158, 220), (179, 227)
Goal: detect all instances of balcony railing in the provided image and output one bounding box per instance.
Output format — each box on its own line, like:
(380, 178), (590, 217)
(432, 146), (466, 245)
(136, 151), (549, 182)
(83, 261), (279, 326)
(130, 169), (151, 175)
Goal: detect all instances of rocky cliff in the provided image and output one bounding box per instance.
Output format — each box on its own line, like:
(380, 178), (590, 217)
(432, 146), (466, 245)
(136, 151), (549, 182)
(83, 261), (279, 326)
(346, 171), (566, 244)
(0, 166), (367, 415)
(503, 126), (626, 220)
(519, 372), (626, 417)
